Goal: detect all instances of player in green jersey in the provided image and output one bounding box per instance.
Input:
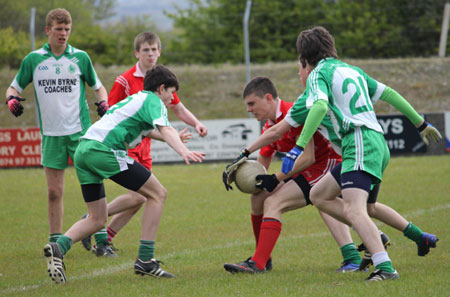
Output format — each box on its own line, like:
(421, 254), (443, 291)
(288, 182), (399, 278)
(5, 8), (109, 245)
(285, 26), (441, 282)
(43, 65), (205, 284)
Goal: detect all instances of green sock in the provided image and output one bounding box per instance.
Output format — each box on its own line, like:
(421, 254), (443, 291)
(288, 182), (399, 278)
(340, 243), (361, 264)
(375, 261), (395, 273)
(94, 228), (108, 247)
(56, 235), (72, 255)
(403, 222), (423, 243)
(138, 240), (155, 262)
(49, 233), (62, 243)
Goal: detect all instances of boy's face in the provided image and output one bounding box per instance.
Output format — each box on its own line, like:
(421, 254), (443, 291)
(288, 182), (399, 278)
(135, 42), (161, 70)
(298, 61), (311, 87)
(46, 21), (71, 49)
(244, 93), (273, 121)
(156, 85), (176, 106)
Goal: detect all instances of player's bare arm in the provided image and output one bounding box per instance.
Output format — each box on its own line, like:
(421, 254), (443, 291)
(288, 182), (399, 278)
(156, 125), (205, 164)
(169, 103), (208, 137)
(247, 119), (292, 154)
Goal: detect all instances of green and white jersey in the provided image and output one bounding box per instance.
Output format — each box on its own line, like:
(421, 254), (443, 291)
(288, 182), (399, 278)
(82, 91), (170, 151)
(285, 89), (343, 154)
(10, 43), (103, 136)
(302, 58), (385, 139)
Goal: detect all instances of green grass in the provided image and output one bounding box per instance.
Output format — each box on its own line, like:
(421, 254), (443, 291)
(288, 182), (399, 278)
(0, 156), (449, 296)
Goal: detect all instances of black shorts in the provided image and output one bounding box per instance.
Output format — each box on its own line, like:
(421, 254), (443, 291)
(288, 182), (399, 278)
(288, 175), (312, 205)
(81, 161), (151, 203)
(330, 163), (379, 203)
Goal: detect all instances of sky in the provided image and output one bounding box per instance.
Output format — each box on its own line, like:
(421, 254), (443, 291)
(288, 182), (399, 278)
(114, 0), (191, 31)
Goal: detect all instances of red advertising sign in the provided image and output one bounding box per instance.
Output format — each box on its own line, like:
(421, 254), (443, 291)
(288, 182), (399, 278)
(0, 127), (42, 168)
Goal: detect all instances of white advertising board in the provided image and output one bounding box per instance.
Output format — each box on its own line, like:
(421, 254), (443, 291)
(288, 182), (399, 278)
(151, 118), (261, 163)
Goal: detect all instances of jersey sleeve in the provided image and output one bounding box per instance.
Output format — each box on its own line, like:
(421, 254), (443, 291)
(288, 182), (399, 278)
(363, 71), (386, 104)
(306, 71), (329, 109)
(108, 76), (128, 106)
(296, 99), (328, 148)
(10, 54), (34, 93)
(284, 92), (310, 128)
(144, 97), (170, 128)
(78, 52), (102, 90)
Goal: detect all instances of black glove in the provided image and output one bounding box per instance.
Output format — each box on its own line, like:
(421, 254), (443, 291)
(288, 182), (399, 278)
(95, 100), (109, 117)
(255, 174), (280, 192)
(222, 148), (250, 191)
(6, 95), (26, 117)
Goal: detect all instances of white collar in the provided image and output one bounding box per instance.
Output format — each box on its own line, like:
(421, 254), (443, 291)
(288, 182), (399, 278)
(267, 99), (282, 125)
(133, 62), (146, 78)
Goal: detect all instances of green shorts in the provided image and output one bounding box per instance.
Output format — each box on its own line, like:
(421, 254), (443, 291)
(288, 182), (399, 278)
(74, 139), (134, 185)
(41, 131), (85, 169)
(341, 126), (390, 184)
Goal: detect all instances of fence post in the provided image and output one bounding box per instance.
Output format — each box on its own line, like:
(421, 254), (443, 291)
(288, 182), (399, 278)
(439, 2), (450, 57)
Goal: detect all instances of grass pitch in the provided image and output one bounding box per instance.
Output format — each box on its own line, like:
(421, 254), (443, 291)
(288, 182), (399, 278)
(0, 156), (449, 296)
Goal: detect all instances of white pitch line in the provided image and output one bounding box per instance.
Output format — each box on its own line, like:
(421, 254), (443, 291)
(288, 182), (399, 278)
(2, 203), (449, 295)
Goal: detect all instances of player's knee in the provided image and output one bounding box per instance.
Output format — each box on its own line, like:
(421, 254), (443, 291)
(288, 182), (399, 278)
(343, 205), (362, 225)
(89, 213), (108, 229)
(130, 192), (147, 207)
(367, 203), (376, 217)
(263, 196), (278, 213)
(309, 192), (324, 207)
(47, 186), (63, 202)
(251, 192), (268, 214)
(146, 186), (168, 204)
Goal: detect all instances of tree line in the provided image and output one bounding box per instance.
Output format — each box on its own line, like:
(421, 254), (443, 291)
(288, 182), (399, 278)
(0, 0), (447, 68)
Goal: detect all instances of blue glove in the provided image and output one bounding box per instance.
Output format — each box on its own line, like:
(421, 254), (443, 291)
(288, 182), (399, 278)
(281, 145), (303, 174)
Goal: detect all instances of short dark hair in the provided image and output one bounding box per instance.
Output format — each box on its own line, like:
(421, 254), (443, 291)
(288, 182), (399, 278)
(143, 65), (179, 92)
(296, 26), (338, 68)
(243, 76), (278, 99)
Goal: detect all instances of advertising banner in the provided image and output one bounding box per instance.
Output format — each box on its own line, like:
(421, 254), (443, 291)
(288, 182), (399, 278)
(0, 127), (41, 167)
(151, 118), (261, 163)
(376, 114), (426, 154)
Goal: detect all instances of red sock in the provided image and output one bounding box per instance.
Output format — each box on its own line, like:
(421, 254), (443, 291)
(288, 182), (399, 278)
(251, 218), (282, 270)
(107, 226), (117, 242)
(251, 213), (263, 246)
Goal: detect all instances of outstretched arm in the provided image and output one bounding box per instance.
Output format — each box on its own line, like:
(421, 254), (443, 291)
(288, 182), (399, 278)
(296, 99), (328, 149)
(156, 125), (205, 164)
(170, 103), (208, 137)
(247, 120), (292, 154)
(148, 127), (192, 143)
(380, 87), (442, 144)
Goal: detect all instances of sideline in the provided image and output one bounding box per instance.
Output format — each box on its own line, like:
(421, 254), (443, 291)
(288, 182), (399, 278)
(2, 203), (449, 294)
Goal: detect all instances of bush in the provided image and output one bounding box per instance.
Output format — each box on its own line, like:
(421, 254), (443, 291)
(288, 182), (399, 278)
(0, 27), (29, 68)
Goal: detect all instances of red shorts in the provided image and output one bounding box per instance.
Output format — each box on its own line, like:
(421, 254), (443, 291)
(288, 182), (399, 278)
(128, 150), (152, 171)
(300, 158), (341, 186)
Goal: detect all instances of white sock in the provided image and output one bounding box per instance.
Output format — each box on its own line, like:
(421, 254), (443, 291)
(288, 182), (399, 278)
(372, 251), (391, 267)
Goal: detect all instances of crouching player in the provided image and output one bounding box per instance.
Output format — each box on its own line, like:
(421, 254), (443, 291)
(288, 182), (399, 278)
(43, 65), (205, 284)
(223, 77), (371, 273)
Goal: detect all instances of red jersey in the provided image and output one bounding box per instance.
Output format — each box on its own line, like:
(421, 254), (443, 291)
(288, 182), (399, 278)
(259, 99), (341, 185)
(108, 63), (181, 169)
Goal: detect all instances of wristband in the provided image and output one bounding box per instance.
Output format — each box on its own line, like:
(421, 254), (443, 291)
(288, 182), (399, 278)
(417, 122), (427, 132)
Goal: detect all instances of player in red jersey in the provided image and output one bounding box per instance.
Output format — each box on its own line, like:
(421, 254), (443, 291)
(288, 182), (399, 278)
(82, 32), (207, 256)
(223, 77), (367, 273)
